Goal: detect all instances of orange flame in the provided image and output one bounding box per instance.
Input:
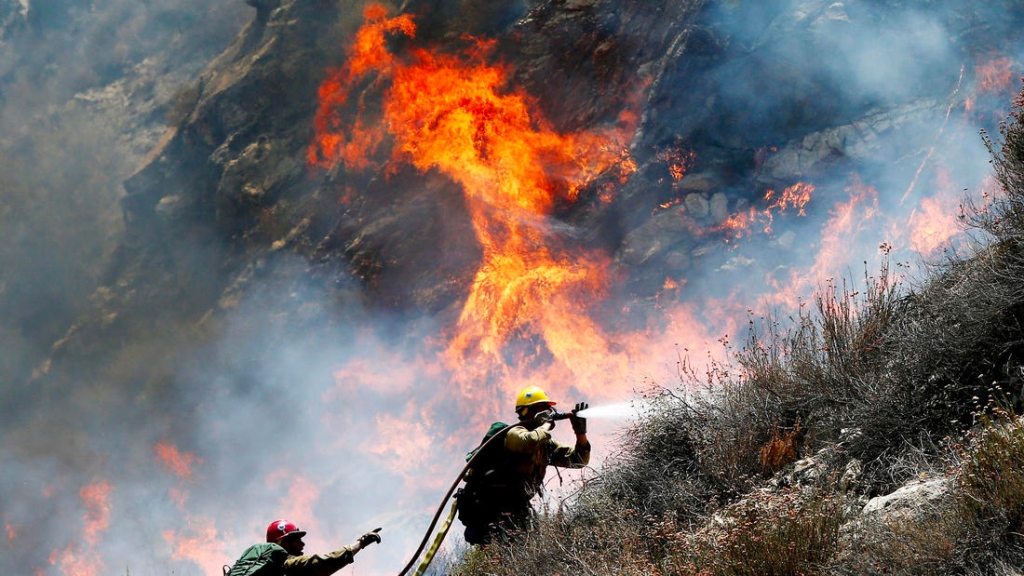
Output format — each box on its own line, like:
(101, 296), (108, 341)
(48, 480), (112, 576)
(6, 522), (15, 545)
(899, 167), (963, 255)
(713, 208), (759, 239)
(366, 413), (450, 495)
(658, 147), (696, 180)
(906, 195), (960, 254)
(266, 471), (322, 539)
(712, 182), (815, 239)
(80, 480), (112, 548)
(162, 477), (230, 573)
(50, 548), (103, 576)
(815, 176), (878, 277)
(329, 341), (440, 399)
(163, 521), (229, 574)
(766, 174), (878, 310)
(767, 182), (814, 216)
(966, 56), (1020, 122)
(976, 56), (1017, 96)
(311, 4), (638, 396)
(659, 198), (683, 210)
(154, 442), (203, 480)
(308, 4), (416, 170)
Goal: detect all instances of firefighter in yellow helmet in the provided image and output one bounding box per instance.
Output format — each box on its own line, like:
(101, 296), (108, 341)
(457, 386), (590, 545)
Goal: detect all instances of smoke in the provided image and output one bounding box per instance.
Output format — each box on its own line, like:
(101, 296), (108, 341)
(0, 0), (247, 394)
(0, 1), (249, 574)
(3, 1), (1024, 575)
(632, 0), (1022, 311)
(0, 250), (422, 574)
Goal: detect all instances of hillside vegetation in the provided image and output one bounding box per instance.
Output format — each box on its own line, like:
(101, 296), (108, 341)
(444, 91), (1024, 576)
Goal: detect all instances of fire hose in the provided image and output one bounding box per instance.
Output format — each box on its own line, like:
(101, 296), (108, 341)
(395, 412), (574, 576)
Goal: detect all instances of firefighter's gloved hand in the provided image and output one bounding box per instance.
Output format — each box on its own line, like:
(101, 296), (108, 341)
(358, 528), (382, 548)
(534, 409), (555, 428)
(570, 401), (588, 434)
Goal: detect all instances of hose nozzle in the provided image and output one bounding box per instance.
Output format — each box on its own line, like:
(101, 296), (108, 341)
(551, 411), (572, 421)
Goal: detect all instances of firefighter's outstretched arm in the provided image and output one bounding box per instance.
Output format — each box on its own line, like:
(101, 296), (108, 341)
(282, 528), (381, 576)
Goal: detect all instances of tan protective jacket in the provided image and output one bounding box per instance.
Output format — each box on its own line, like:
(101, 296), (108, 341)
(503, 424), (590, 498)
(281, 546), (356, 576)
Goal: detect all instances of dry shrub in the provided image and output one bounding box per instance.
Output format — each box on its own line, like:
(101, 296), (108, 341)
(592, 384), (765, 524)
(759, 422), (804, 476)
(949, 412), (1024, 568)
(830, 507), (963, 576)
(831, 413), (1024, 575)
(734, 261), (911, 489)
(669, 488), (847, 576)
(977, 86), (1024, 242)
(956, 414), (1024, 523)
(447, 497), (673, 576)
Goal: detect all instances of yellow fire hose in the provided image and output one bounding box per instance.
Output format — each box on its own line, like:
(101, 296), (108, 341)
(394, 423), (515, 576)
(412, 498), (459, 575)
(395, 413), (574, 575)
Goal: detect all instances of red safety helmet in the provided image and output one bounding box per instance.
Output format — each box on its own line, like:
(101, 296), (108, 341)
(266, 519), (307, 543)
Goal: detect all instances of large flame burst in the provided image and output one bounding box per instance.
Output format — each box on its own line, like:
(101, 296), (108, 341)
(310, 4), (636, 392)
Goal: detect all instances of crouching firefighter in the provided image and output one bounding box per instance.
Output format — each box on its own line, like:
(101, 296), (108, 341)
(457, 386), (590, 545)
(224, 519), (381, 576)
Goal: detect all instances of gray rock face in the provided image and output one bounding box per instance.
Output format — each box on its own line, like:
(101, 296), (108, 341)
(756, 100), (945, 184)
(837, 476), (950, 559)
(24, 1), (1024, 395)
(618, 206), (697, 268)
(860, 477), (949, 517)
(684, 193), (711, 219)
(709, 192), (729, 225)
(99, 0), (1023, 323)
(838, 458), (863, 493)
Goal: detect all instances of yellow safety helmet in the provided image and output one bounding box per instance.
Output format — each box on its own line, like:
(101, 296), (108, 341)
(515, 386), (556, 416)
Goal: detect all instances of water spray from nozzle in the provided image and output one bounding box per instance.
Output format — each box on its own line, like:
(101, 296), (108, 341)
(563, 401), (652, 420)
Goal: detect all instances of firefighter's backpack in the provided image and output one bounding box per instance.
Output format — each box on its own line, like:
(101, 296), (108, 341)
(465, 422), (510, 468)
(223, 542), (289, 576)
(457, 421), (512, 525)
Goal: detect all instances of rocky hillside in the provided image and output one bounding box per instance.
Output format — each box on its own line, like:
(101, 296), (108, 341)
(3, 1), (1024, 574)
(446, 92), (1024, 573)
